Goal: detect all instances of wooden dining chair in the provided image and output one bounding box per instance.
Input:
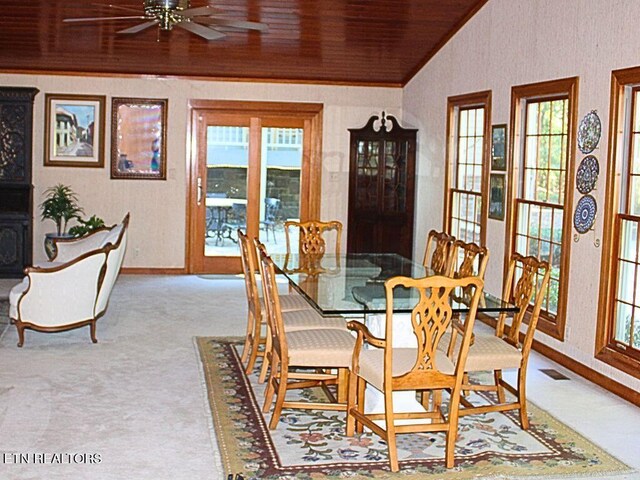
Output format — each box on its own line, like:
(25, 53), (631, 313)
(451, 239), (490, 280)
(422, 230), (456, 276)
(238, 230), (346, 377)
(284, 220), (342, 256)
(453, 253), (551, 430)
(257, 245), (357, 429)
(345, 274), (484, 472)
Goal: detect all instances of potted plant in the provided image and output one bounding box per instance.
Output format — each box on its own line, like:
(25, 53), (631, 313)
(40, 184), (84, 259)
(68, 215), (106, 238)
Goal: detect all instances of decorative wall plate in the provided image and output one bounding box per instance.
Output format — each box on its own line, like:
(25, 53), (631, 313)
(574, 194), (597, 234)
(577, 110), (601, 154)
(576, 155), (600, 194)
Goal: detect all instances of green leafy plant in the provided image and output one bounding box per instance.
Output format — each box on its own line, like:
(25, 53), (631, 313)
(68, 215), (106, 238)
(40, 184), (84, 236)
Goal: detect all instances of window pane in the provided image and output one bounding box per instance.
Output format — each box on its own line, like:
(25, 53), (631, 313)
(620, 219), (638, 261)
(614, 301), (633, 345)
(518, 97), (569, 320)
(617, 260), (635, 304)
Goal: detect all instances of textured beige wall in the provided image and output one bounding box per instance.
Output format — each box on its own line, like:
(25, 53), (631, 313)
(0, 73), (401, 268)
(403, 0), (640, 391)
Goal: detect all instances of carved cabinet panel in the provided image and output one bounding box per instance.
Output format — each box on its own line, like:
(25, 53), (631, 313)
(347, 113), (417, 258)
(0, 87), (38, 277)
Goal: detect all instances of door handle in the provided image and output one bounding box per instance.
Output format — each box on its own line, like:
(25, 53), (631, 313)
(197, 177), (203, 205)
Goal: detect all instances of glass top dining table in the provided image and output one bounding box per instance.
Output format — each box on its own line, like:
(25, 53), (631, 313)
(270, 252), (517, 316)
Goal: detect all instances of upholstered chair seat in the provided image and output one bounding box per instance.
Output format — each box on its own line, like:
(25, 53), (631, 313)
(286, 328), (355, 366)
(281, 309), (346, 332)
(461, 334), (522, 371)
(260, 294), (311, 313)
(358, 348), (454, 391)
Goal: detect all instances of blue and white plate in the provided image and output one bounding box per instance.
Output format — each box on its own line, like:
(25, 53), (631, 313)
(576, 155), (599, 194)
(577, 110), (601, 154)
(573, 195), (597, 234)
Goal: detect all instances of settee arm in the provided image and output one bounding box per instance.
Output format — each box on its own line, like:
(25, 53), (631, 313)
(15, 250), (108, 328)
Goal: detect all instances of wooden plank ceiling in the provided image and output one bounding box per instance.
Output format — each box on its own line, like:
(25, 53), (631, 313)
(0, 0), (487, 86)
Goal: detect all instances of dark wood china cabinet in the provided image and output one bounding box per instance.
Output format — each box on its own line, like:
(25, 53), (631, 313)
(0, 87), (39, 277)
(347, 112), (417, 258)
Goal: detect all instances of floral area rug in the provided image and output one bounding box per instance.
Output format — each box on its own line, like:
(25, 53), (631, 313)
(196, 337), (632, 480)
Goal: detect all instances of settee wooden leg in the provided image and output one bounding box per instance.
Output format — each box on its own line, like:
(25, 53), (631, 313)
(15, 323), (25, 348)
(90, 321), (98, 344)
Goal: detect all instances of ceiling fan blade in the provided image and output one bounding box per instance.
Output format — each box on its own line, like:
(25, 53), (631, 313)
(180, 6), (222, 17)
(194, 18), (268, 32)
(176, 21), (225, 41)
(64, 15), (147, 23)
(91, 3), (142, 14)
(117, 20), (159, 34)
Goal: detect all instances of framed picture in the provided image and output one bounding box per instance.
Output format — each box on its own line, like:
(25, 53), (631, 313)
(489, 173), (506, 221)
(491, 124), (507, 171)
(44, 94), (106, 167)
(111, 97), (168, 180)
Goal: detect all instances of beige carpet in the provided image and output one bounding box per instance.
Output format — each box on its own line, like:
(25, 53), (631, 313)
(1, 274), (639, 480)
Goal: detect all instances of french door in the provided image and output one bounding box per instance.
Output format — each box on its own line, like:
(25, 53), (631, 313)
(187, 101), (323, 273)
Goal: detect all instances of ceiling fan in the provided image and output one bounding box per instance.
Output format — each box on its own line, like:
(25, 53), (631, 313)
(63, 0), (268, 41)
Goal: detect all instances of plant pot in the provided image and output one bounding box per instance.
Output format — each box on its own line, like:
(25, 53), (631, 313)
(44, 233), (73, 261)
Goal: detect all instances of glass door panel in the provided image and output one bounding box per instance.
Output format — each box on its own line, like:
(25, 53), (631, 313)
(258, 127), (303, 253)
(204, 125), (249, 257)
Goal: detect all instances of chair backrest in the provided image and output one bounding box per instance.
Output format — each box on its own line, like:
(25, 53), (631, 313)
(284, 220), (342, 256)
(497, 253), (551, 355)
(256, 240), (288, 363)
(423, 230), (456, 276)
(238, 229), (262, 324)
(95, 213), (130, 316)
(383, 274), (484, 388)
(451, 240), (489, 279)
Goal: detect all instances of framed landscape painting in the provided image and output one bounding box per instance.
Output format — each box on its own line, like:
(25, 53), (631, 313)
(489, 173), (506, 220)
(44, 94), (106, 167)
(491, 124), (507, 171)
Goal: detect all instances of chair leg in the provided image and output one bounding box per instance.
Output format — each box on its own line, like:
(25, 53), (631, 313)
(258, 330), (272, 383)
(262, 352), (277, 413)
(384, 392), (399, 472)
(346, 370), (358, 437)
(269, 366), (289, 430)
(356, 376), (366, 434)
(89, 320), (98, 344)
(244, 313), (262, 374)
(241, 312), (253, 363)
(517, 367), (529, 430)
(445, 389), (461, 469)
(494, 370), (506, 403)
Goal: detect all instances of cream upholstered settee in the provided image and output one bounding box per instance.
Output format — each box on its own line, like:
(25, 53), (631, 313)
(9, 213), (129, 347)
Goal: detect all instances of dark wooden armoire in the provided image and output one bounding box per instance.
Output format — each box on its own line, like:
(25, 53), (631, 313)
(0, 87), (39, 277)
(347, 112), (417, 258)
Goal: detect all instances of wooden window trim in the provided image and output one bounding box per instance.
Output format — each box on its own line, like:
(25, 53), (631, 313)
(443, 90), (492, 246)
(596, 67), (640, 379)
(505, 77), (579, 341)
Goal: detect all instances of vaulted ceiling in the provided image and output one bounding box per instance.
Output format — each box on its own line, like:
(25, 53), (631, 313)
(1, 0), (488, 86)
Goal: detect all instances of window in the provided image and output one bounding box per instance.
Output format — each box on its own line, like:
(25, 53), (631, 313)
(597, 68), (640, 378)
(445, 92), (491, 245)
(508, 78), (578, 340)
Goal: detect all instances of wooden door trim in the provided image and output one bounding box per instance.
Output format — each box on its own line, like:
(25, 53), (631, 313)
(185, 100), (323, 273)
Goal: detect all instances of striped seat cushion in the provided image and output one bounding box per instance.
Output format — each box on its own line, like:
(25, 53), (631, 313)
(283, 309), (346, 331)
(357, 348), (454, 391)
(287, 328), (355, 367)
(464, 334), (523, 372)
